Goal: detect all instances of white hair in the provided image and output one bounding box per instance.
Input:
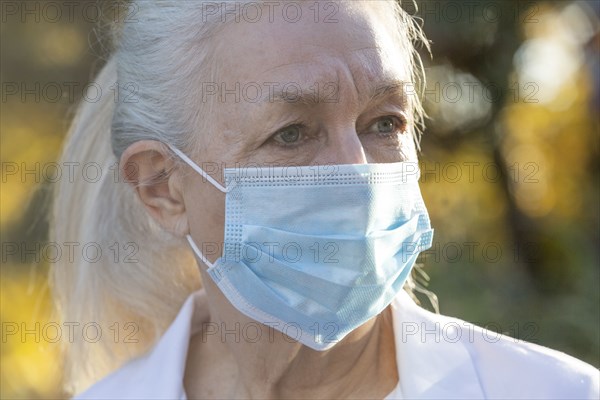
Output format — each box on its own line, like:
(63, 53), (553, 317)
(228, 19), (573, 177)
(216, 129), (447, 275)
(50, 0), (430, 394)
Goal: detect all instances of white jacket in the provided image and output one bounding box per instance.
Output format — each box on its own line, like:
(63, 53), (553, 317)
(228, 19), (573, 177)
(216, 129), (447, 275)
(76, 290), (599, 399)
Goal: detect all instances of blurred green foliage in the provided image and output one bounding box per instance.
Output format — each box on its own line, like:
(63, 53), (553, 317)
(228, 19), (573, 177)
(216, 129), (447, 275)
(1, 0), (598, 398)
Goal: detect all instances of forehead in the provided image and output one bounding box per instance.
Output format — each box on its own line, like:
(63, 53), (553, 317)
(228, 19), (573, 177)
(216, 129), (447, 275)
(211, 2), (410, 96)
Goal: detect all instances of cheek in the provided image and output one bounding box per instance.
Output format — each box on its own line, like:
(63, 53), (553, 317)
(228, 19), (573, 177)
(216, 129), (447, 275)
(184, 173), (227, 244)
(362, 131), (417, 163)
(400, 132), (418, 162)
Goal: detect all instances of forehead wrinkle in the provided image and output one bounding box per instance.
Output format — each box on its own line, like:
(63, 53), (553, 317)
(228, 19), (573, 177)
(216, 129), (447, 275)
(259, 41), (380, 77)
(255, 43), (392, 105)
(257, 62), (342, 105)
(348, 45), (383, 53)
(261, 60), (308, 76)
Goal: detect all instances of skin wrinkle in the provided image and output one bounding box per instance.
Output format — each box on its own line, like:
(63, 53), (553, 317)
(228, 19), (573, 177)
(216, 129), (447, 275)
(202, 14), (396, 390)
(274, 306), (396, 397)
(122, 2), (416, 398)
(267, 57), (407, 111)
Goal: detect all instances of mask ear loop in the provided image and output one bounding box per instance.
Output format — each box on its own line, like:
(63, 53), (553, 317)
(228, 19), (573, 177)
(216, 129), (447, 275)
(166, 143), (229, 193)
(166, 143), (229, 269)
(186, 234), (214, 269)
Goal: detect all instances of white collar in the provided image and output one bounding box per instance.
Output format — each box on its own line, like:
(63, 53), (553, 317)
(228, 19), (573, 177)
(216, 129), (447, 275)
(77, 290), (206, 399)
(388, 291), (485, 399)
(76, 290), (487, 399)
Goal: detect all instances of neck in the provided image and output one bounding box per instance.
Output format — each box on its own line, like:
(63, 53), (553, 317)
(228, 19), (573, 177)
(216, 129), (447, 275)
(185, 283), (399, 399)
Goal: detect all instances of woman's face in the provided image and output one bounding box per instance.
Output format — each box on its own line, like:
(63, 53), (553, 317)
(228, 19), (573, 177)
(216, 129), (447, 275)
(183, 2), (417, 263)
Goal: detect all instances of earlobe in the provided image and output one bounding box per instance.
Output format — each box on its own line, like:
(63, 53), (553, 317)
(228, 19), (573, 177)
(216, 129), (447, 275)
(120, 140), (189, 237)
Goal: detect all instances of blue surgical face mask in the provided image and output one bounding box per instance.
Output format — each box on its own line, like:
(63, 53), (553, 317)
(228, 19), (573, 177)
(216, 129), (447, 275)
(168, 145), (434, 351)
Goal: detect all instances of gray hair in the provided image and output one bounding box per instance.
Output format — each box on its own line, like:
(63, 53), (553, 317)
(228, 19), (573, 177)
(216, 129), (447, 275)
(50, 1), (429, 394)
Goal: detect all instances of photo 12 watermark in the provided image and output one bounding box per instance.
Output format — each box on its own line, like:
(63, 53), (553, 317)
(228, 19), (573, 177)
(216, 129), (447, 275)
(1, 0), (137, 23)
(2, 241), (139, 264)
(2, 321), (139, 344)
(195, 320), (539, 345)
(403, 1), (539, 24)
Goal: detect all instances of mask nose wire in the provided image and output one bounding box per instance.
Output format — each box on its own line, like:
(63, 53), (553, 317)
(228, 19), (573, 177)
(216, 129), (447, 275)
(166, 143), (226, 270)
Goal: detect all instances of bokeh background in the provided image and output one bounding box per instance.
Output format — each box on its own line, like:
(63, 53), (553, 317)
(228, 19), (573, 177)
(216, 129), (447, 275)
(1, 0), (599, 398)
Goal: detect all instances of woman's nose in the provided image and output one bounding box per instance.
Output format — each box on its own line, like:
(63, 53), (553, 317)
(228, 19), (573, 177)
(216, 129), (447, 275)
(315, 132), (368, 165)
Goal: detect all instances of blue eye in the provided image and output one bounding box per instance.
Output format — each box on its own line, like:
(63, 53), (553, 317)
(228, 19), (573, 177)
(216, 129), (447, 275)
(377, 117), (395, 133)
(368, 116), (406, 136)
(273, 125), (302, 145)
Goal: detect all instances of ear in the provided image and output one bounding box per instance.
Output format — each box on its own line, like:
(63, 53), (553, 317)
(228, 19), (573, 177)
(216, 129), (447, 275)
(120, 140), (189, 236)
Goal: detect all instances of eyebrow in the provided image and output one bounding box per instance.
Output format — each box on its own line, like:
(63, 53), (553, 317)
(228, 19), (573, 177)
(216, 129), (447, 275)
(369, 80), (412, 105)
(265, 83), (339, 106)
(264, 79), (411, 107)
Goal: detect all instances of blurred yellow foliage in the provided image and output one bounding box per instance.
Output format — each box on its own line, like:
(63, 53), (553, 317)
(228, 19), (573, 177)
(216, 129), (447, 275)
(1, 267), (63, 399)
(1, 1), (598, 398)
(501, 70), (594, 219)
(1, 107), (64, 228)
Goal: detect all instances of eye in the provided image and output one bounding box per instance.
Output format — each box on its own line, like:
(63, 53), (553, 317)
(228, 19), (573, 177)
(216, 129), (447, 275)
(272, 125), (303, 146)
(377, 117), (395, 134)
(367, 116), (407, 136)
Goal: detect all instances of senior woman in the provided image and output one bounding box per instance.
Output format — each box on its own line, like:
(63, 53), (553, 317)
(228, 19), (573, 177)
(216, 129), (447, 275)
(51, 0), (598, 399)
